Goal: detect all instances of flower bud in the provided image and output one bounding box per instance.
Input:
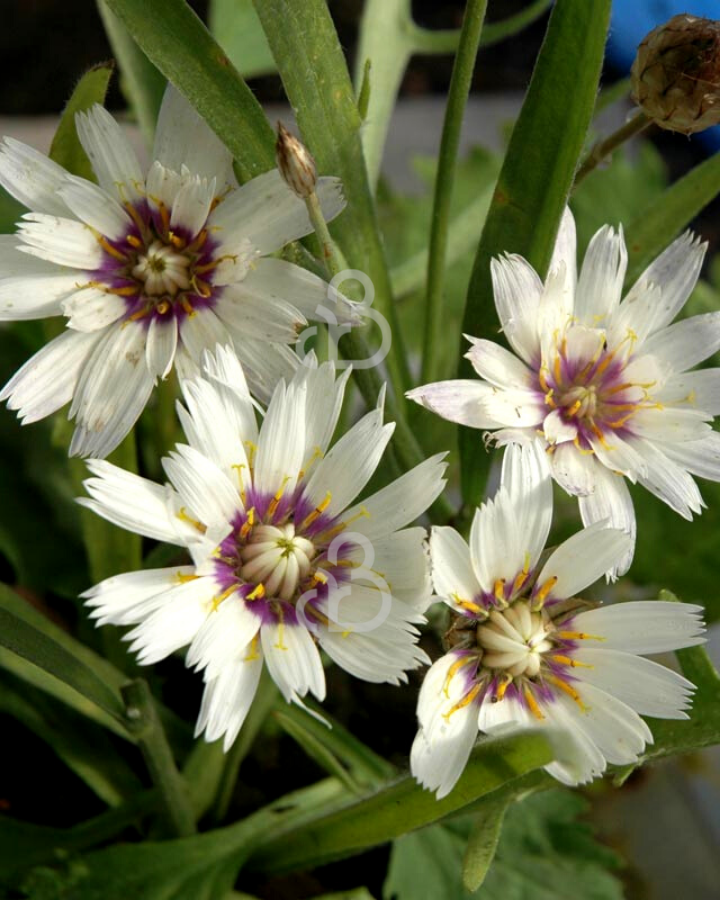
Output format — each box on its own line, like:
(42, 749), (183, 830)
(275, 122), (317, 199)
(631, 14), (720, 134)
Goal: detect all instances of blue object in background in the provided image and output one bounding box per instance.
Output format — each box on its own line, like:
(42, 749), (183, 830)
(607, 0), (720, 152)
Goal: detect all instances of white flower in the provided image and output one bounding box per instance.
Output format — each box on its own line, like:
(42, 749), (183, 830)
(0, 85), (355, 457)
(81, 346), (447, 749)
(411, 442), (704, 799)
(408, 208), (720, 575)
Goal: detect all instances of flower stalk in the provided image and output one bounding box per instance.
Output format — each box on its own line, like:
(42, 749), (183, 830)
(574, 109), (652, 187)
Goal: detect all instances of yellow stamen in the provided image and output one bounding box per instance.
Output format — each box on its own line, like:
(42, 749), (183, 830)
(177, 506), (205, 532)
(444, 682), (483, 720)
(244, 634), (260, 661)
(96, 235), (128, 262)
(267, 475), (291, 519)
(180, 296), (196, 317)
(300, 491), (332, 531)
(566, 399), (582, 417)
(532, 575), (557, 608)
(512, 553), (531, 594)
(124, 202), (147, 235)
(244, 441), (258, 470)
(556, 630), (604, 642)
(107, 285), (140, 296)
(538, 368), (551, 393)
(493, 578), (506, 603)
(156, 299), (171, 315)
(494, 674), (512, 702)
(319, 506), (369, 542)
(176, 572), (199, 584)
(247, 583), (265, 601)
(443, 655), (476, 698)
(551, 654), (593, 669)
(524, 686), (545, 720)
(126, 234), (142, 249)
(546, 674), (586, 710)
(212, 583), (238, 611)
(168, 231), (185, 249)
(240, 507), (255, 539)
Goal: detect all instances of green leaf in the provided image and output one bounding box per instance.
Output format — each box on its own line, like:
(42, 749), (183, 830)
(624, 150), (720, 286)
(0, 587), (127, 726)
(245, 731), (555, 876)
(0, 673), (142, 806)
(461, 796), (510, 893)
(104, 0), (275, 181)
(0, 793), (157, 889)
(252, 0), (411, 398)
(48, 63), (114, 181)
(457, 0), (611, 506)
(384, 790), (622, 900)
(208, 0), (276, 78)
(273, 701), (395, 791)
(97, 1), (166, 144)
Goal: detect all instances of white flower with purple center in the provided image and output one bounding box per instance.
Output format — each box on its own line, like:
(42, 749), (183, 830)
(0, 85), (353, 457)
(81, 346), (447, 748)
(408, 208), (720, 575)
(411, 442), (704, 799)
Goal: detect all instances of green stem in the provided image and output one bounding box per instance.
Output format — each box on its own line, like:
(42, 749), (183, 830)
(479, 0), (552, 48)
(305, 190), (344, 279)
(574, 110), (652, 186)
(421, 0), (487, 386)
(121, 679), (196, 837)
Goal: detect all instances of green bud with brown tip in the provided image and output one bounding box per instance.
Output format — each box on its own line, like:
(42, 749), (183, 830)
(275, 122), (317, 199)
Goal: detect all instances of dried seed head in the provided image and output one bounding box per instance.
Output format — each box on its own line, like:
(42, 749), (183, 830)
(275, 122), (317, 199)
(631, 13), (720, 134)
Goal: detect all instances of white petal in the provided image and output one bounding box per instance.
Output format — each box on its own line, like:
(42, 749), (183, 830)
(230, 338), (299, 405)
(571, 647), (695, 719)
(490, 253), (543, 364)
(536, 521), (633, 600)
(464, 337), (534, 389)
(470, 488), (522, 594)
(163, 443), (240, 527)
(407, 379), (501, 428)
(178, 307), (232, 365)
(83, 566), (194, 626)
(260, 620), (325, 703)
(565, 682), (651, 766)
(622, 231), (706, 336)
(543, 409), (577, 445)
(125, 577), (214, 665)
(658, 368), (720, 414)
(578, 463), (636, 578)
(661, 431), (720, 481)
(642, 312), (720, 373)
(548, 443), (596, 496)
(571, 600), (705, 654)
(209, 170), (344, 255)
(62, 287), (127, 332)
(253, 378), (307, 496)
(302, 409), (394, 517)
(196, 652), (263, 750)
(548, 206), (577, 298)
(0, 328), (100, 423)
(343, 454), (447, 539)
(241, 257), (358, 324)
(0, 137), (71, 216)
(75, 105), (144, 203)
(430, 527), (480, 606)
(80, 458), (199, 545)
(541, 696), (606, 785)
(186, 595), (261, 680)
(0, 269), (83, 320)
(146, 316), (178, 379)
(170, 174), (216, 239)
(411, 701), (478, 799)
(480, 387), (546, 429)
(18, 213), (102, 269)
(501, 441), (553, 573)
(628, 437), (704, 519)
(153, 85), (235, 190)
(58, 175), (132, 240)
(629, 406), (712, 443)
(587, 429), (649, 480)
(215, 287), (305, 345)
(575, 225), (627, 324)
(295, 359), (349, 463)
(69, 323), (154, 458)
(368, 527), (432, 612)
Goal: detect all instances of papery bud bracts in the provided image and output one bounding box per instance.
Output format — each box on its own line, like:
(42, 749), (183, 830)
(275, 122), (317, 199)
(631, 14), (720, 134)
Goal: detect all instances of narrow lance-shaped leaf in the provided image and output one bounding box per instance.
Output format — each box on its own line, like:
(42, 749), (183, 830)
(457, 0), (611, 506)
(104, 0), (275, 180)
